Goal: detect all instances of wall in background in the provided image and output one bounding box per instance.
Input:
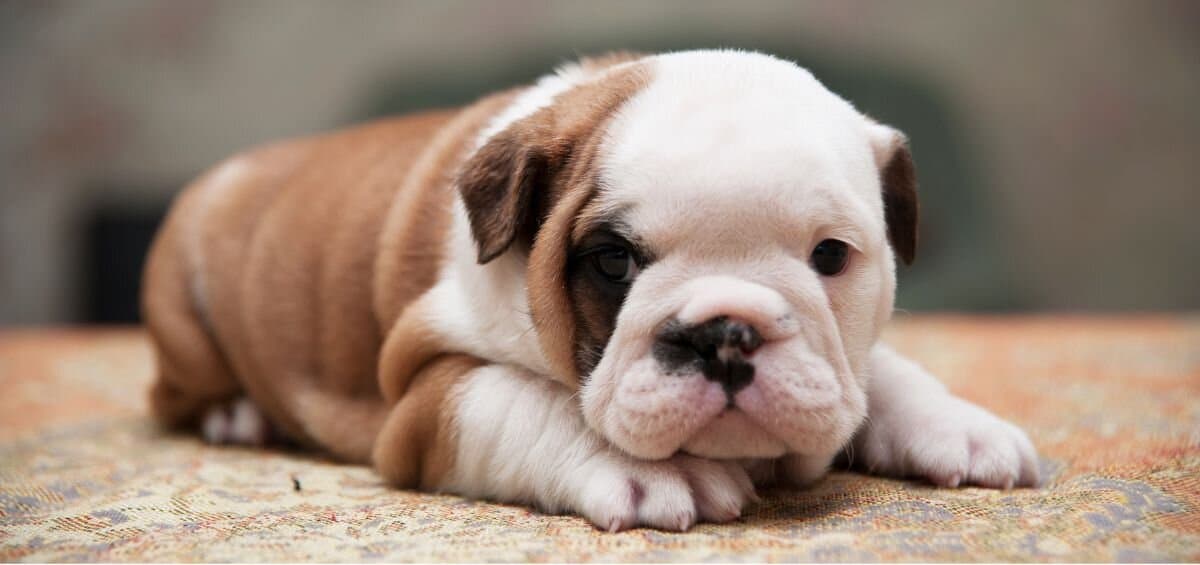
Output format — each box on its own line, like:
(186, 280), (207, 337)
(2, 0), (1198, 323)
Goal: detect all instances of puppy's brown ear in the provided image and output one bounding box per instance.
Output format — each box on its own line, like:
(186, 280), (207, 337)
(868, 123), (919, 265)
(457, 125), (553, 264)
(458, 56), (649, 266)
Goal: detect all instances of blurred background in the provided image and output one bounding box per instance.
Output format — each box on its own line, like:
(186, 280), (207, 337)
(1, 0), (1197, 325)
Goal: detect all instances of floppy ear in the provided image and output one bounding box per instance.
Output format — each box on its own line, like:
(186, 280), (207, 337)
(457, 53), (649, 266)
(868, 123), (920, 265)
(457, 126), (555, 264)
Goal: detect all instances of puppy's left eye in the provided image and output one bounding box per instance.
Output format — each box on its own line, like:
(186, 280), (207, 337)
(811, 239), (850, 276)
(590, 247), (639, 284)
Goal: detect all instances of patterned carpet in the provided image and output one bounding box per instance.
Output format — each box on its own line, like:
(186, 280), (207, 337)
(1, 317), (1198, 561)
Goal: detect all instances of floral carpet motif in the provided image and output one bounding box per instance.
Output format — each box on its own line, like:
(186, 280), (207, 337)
(1, 317), (1198, 561)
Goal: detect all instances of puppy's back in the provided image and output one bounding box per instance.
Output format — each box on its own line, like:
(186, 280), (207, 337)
(143, 109), (465, 460)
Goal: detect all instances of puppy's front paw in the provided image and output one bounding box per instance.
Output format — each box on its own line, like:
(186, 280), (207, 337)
(858, 395), (1040, 489)
(577, 454), (757, 532)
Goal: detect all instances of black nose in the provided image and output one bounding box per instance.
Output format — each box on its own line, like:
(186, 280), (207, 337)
(653, 316), (764, 400)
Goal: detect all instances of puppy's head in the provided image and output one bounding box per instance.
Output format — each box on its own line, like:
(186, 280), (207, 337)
(458, 51), (918, 460)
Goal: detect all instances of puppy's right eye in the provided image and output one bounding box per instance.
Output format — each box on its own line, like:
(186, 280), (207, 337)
(810, 239), (850, 276)
(590, 247), (639, 284)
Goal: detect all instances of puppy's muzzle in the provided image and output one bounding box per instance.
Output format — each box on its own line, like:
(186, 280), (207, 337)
(653, 316), (764, 402)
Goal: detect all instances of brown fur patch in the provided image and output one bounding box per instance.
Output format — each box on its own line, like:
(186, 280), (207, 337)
(531, 64), (653, 386)
(566, 249), (625, 377)
(564, 211), (650, 377)
(372, 354), (482, 489)
(145, 96), (515, 463)
(377, 296), (445, 404)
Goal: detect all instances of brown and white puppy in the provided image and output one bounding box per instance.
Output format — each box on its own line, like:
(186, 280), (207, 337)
(143, 50), (1039, 531)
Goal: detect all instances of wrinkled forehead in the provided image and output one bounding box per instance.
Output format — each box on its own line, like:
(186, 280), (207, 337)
(593, 52), (886, 254)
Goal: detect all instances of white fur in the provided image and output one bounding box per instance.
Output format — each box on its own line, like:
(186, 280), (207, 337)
(201, 396), (269, 446)
(423, 203), (551, 375)
(201, 405), (231, 444)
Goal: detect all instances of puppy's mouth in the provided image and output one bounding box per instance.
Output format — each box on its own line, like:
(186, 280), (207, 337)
(678, 402), (791, 459)
(647, 320), (793, 458)
(595, 341), (853, 461)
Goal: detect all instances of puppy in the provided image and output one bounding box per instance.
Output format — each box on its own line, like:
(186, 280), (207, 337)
(143, 50), (1039, 531)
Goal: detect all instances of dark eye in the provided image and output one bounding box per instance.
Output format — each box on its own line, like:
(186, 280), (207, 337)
(590, 246), (639, 284)
(810, 239), (850, 276)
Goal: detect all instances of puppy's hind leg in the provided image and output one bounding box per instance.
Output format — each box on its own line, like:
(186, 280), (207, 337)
(201, 397), (274, 446)
(142, 209), (241, 433)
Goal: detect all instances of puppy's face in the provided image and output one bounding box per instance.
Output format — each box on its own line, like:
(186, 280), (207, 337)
(459, 52), (918, 461)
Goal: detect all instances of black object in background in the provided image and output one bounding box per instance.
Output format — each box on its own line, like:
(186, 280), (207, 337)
(82, 199), (167, 323)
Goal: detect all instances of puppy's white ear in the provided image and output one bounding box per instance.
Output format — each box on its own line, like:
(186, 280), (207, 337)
(866, 122), (919, 266)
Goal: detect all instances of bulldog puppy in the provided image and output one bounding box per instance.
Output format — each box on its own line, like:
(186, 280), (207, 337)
(144, 50), (1039, 531)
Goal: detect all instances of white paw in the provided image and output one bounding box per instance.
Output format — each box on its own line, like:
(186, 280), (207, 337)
(857, 394), (1040, 489)
(576, 453), (757, 532)
(201, 397), (271, 446)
